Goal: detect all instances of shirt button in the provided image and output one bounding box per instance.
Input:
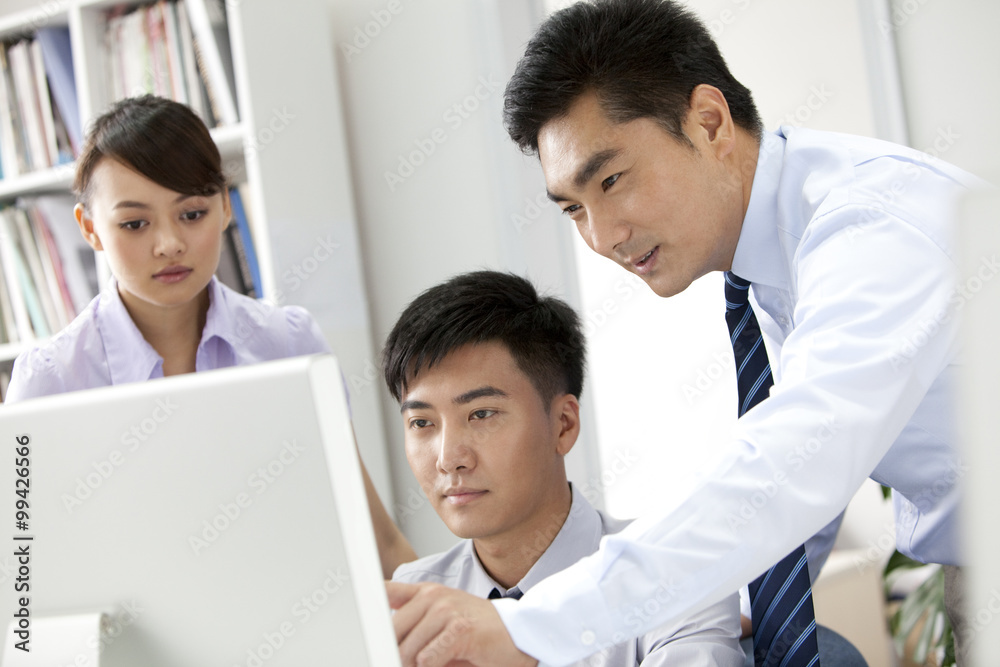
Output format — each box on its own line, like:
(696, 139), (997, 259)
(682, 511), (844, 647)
(581, 630), (595, 646)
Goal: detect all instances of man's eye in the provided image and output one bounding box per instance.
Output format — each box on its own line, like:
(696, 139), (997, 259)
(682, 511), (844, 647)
(471, 409), (496, 420)
(409, 419), (431, 429)
(601, 173), (620, 191)
(561, 204), (581, 215)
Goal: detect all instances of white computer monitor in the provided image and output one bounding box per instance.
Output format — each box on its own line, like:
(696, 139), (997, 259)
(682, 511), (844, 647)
(0, 355), (400, 666)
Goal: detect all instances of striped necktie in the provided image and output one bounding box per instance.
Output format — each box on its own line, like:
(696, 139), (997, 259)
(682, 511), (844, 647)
(488, 586), (523, 600)
(725, 272), (820, 667)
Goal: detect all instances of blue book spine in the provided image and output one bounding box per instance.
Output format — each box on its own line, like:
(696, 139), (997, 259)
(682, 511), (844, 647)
(229, 188), (262, 297)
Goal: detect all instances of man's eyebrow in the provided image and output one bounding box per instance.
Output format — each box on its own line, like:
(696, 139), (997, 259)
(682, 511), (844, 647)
(454, 386), (508, 405)
(546, 148), (622, 202)
(400, 399), (432, 413)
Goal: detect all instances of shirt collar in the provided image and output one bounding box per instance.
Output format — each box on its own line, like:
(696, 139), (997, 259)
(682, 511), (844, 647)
(96, 277), (164, 385)
(96, 276), (236, 383)
(466, 484), (603, 598)
(197, 277), (240, 355)
(730, 129), (790, 291)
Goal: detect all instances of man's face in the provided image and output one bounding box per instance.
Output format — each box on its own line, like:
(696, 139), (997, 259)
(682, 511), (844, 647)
(538, 91), (745, 298)
(399, 342), (578, 547)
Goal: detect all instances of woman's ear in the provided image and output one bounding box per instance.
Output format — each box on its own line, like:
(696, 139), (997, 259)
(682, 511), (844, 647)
(75, 203), (103, 251)
(221, 188), (232, 232)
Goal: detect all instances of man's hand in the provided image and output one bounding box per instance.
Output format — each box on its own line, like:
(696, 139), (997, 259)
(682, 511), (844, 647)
(387, 581), (540, 667)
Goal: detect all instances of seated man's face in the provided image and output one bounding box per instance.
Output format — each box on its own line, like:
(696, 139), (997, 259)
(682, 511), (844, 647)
(399, 341), (577, 546)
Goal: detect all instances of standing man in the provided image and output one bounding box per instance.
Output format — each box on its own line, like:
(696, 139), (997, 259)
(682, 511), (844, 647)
(388, 1), (986, 666)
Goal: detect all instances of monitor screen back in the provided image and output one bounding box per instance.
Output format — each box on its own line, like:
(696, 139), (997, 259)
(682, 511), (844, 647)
(0, 354), (400, 666)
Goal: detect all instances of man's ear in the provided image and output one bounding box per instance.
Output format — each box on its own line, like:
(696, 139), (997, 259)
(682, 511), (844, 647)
(75, 203), (103, 251)
(553, 394), (581, 457)
(686, 83), (737, 159)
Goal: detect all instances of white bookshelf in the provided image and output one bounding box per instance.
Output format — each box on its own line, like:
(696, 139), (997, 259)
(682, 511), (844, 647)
(0, 0), (366, 361)
(0, 0), (395, 529)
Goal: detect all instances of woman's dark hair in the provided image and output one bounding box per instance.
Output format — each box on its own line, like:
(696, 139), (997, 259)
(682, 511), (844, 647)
(74, 95), (226, 207)
(382, 271), (586, 406)
(503, 0), (763, 154)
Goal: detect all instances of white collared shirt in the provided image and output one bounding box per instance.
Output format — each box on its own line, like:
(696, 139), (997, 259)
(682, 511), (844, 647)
(394, 485), (744, 666)
(5, 276), (329, 403)
(496, 126), (988, 666)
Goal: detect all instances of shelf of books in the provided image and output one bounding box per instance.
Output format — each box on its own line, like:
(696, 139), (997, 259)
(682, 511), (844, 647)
(0, 0), (261, 399)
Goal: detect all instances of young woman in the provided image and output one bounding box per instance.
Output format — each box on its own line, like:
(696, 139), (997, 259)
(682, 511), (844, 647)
(5, 95), (415, 574)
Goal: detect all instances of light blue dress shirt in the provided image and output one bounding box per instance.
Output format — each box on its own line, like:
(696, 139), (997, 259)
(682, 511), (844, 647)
(496, 126), (989, 666)
(5, 276), (330, 403)
(394, 485), (745, 666)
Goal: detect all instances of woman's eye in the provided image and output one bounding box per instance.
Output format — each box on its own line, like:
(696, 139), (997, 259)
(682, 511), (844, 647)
(182, 210), (207, 222)
(601, 173), (620, 191)
(119, 220), (147, 231)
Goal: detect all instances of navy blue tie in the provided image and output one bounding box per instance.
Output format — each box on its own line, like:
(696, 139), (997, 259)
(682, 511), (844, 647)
(488, 587), (523, 600)
(725, 272), (820, 667)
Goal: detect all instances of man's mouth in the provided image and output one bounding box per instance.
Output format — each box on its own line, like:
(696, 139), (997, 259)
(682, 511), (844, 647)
(631, 246), (659, 274)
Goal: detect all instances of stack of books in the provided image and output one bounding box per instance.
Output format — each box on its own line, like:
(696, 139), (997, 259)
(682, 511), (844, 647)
(104, 0), (238, 128)
(0, 27), (80, 180)
(0, 187), (261, 347)
(0, 195), (98, 346)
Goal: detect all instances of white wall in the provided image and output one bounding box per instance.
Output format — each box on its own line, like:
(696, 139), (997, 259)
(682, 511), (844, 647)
(323, 0), (602, 557)
(327, 0), (998, 558)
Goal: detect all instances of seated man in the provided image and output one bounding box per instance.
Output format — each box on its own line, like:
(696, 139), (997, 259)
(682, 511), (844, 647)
(381, 270), (744, 665)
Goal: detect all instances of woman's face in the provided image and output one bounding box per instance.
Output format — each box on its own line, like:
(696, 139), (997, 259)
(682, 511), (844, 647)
(75, 158), (230, 317)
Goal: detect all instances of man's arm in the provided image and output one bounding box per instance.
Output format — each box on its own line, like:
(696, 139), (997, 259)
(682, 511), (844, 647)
(637, 592), (744, 666)
(387, 581), (538, 667)
(494, 207), (961, 664)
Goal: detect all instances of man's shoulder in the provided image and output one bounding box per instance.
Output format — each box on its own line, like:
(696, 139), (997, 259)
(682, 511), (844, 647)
(391, 540), (475, 587)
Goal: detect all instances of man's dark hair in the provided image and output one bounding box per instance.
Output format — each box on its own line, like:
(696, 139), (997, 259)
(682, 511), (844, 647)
(382, 271), (585, 406)
(503, 0), (763, 154)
